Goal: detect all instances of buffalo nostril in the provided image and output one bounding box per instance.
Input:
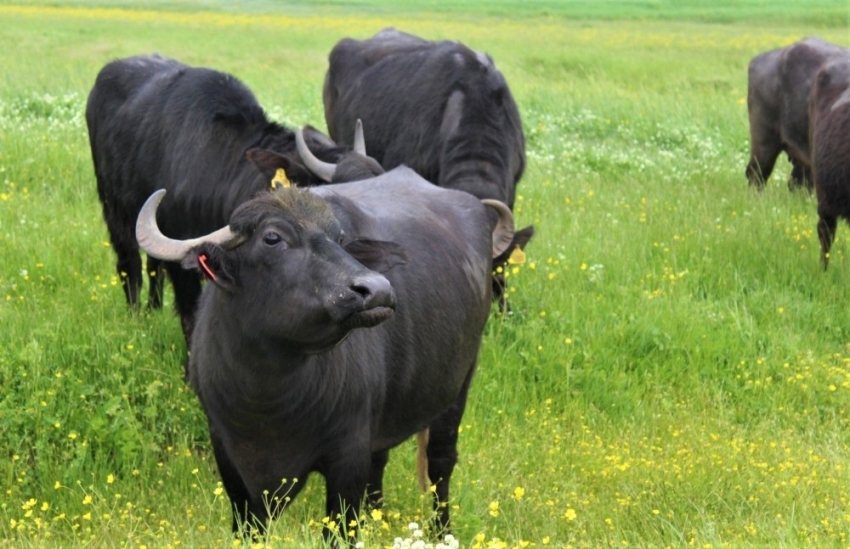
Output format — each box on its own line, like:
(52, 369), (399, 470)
(350, 283), (372, 299)
(350, 274), (395, 310)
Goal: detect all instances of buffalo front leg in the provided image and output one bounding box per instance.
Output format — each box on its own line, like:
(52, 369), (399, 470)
(324, 451), (371, 545)
(163, 261), (203, 356)
(745, 137), (782, 189)
(817, 214), (838, 270)
(113, 239), (143, 308)
(209, 433), (256, 534)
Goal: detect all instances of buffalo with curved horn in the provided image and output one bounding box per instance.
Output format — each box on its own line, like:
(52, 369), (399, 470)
(136, 171), (513, 540)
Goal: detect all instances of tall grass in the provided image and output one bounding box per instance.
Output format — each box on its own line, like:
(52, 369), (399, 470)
(1, 2), (849, 547)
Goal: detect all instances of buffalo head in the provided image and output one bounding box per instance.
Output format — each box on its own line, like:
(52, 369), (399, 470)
(295, 120), (385, 183)
(137, 188), (405, 352)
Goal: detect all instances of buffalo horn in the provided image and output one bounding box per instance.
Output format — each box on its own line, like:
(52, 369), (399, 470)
(136, 189), (243, 262)
(481, 199), (515, 258)
(296, 127), (336, 183)
(353, 119), (367, 156)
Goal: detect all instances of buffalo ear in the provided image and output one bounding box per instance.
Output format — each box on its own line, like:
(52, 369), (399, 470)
(246, 147), (316, 187)
(343, 239), (408, 273)
(246, 148), (294, 180)
(512, 224), (535, 251)
(301, 125), (338, 149)
(493, 224), (535, 270)
(181, 243), (237, 292)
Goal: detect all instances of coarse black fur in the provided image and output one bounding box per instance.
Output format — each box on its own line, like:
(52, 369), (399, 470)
(810, 58), (850, 268)
(180, 170), (495, 541)
(746, 37), (849, 190)
(323, 28), (533, 306)
(86, 53), (382, 343)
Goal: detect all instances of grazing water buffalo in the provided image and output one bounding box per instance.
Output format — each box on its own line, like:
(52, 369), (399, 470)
(86, 53), (382, 342)
(811, 58), (850, 268)
(135, 168), (515, 539)
(746, 37), (849, 189)
(322, 28), (533, 304)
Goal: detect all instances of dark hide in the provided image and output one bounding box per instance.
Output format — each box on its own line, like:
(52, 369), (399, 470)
(322, 28), (532, 304)
(86, 53), (382, 342)
(811, 59), (850, 268)
(746, 37), (849, 189)
(184, 170), (493, 539)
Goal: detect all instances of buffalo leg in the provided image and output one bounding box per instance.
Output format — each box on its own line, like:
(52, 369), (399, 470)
(817, 214), (838, 270)
(146, 256), (165, 309)
(163, 263), (202, 345)
(426, 364), (475, 534)
(789, 158), (813, 191)
(746, 124), (782, 188)
(746, 146), (782, 188)
(491, 270), (508, 313)
(324, 451), (370, 544)
(210, 433), (255, 534)
(100, 196), (143, 308)
(112, 237), (143, 309)
(366, 449), (389, 508)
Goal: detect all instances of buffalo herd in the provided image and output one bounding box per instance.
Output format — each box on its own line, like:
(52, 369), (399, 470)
(82, 27), (850, 542)
(88, 28), (524, 541)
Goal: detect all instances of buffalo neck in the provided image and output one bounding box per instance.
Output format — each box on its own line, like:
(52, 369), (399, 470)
(190, 293), (356, 424)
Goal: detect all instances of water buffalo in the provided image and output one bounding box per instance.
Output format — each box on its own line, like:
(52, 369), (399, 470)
(321, 28), (533, 305)
(811, 58), (850, 268)
(135, 167), (515, 540)
(86, 53), (382, 342)
(746, 37), (849, 189)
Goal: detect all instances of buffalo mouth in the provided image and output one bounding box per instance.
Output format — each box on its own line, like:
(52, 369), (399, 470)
(342, 306), (395, 329)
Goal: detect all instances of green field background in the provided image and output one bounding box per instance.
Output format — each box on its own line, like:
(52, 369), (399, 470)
(1, 1), (850, 547)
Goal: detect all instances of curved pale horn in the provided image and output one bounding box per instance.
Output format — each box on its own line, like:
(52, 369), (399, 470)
(353, 119), (366, 156)
(296, 127), (336, 183)
(136, 189), (242, 262)
(481, 199), (515, 258)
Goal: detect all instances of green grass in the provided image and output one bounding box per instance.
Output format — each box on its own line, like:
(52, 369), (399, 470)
(1, 2), (850, 548)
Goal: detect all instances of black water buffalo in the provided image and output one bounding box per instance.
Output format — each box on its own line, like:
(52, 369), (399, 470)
(86, 53), (382, 342)
(135, 168), (515, 539)
(811, 58), (850, 268)
(322, 28), (533, 303)
(746, 37), (849, 189)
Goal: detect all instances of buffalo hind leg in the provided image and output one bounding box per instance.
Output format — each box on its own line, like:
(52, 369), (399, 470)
(818, 214), (838, 270)
(425, 365), (475, 535)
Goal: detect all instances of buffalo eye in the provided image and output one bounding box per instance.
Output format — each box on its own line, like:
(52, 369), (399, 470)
(262, 231), (285, 247)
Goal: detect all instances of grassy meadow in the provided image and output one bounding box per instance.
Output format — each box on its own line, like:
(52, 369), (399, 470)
(2, 1), (850, 547)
